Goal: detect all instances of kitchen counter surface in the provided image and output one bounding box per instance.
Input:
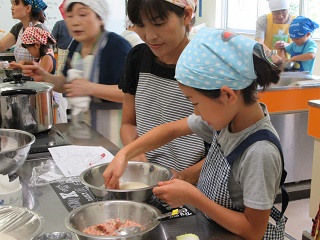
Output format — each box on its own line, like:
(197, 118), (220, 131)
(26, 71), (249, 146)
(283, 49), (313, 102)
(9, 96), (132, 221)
(16, 122), (240, 240)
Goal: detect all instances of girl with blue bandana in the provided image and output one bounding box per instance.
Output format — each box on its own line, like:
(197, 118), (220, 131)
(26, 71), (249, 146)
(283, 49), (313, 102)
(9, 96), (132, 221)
(0, 0), (48, 64)
(277, 16), (319, 74)
(104, 28), (289, 239)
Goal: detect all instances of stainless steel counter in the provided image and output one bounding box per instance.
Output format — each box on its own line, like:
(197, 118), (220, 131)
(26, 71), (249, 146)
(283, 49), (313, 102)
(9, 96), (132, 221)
(17, 122), (240, 240)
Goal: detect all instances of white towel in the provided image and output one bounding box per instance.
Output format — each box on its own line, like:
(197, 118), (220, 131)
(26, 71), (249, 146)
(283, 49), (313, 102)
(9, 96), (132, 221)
(66, 69), (91, 116)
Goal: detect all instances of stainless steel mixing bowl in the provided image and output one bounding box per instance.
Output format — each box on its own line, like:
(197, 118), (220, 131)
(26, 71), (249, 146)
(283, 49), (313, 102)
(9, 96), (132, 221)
(0, 129), (35, 175)
(65, 200), (161, 240)
(80, 162), (172, 202)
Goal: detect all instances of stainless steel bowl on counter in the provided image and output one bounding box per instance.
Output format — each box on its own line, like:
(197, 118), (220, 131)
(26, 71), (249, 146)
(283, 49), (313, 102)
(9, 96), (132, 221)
(0, 129), (35, 175)
(65, 200), (161, 240)
(80, 162), (172, 202)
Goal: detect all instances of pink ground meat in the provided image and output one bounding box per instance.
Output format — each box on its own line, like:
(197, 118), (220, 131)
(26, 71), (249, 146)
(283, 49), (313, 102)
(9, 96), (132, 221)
(83, 218), (142, 236)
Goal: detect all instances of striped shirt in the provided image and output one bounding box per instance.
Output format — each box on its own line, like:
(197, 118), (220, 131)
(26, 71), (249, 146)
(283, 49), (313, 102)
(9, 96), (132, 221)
(120, 44), (205, 171)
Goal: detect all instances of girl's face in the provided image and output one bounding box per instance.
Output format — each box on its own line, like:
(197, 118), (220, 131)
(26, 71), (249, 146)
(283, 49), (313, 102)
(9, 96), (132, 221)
(25, 43), (40, 58)
(134, 8), (192, 64)
(179, 85), (238, 131)
(11, 0), (30, 20)
(65, 3), (103, 45)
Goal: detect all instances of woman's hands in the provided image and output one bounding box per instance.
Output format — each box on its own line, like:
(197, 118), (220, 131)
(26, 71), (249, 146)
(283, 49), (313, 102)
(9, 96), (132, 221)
(22, 65), (47, 82)
(64, 78), (94, 97)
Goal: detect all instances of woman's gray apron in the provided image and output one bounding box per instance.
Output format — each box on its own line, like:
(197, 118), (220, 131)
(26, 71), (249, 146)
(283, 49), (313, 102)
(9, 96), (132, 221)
(135, 47), (205, 171)
(198, 129), (289, 239)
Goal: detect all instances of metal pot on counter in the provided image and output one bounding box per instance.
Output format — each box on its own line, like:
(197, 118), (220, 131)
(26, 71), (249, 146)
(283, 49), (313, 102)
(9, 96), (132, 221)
(0, 74), (54, 134)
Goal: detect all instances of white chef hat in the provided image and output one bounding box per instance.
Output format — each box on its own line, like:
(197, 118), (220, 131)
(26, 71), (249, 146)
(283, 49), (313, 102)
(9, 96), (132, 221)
(64, 0), (108, 25)
(269, 0), (291, 12)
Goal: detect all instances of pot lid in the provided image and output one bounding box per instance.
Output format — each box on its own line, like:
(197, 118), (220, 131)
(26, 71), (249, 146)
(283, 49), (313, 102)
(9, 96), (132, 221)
(0, 81), (54, 94)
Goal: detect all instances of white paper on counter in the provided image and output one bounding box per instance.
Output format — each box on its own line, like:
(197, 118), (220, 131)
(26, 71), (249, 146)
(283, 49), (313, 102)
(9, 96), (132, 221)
(49, 145), (114, 177)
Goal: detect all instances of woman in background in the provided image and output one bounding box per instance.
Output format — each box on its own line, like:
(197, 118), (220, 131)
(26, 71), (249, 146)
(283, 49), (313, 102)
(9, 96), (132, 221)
(0, 0), (48, 63)
(255, 0), (296, 55)
(23, 0), (131, 129)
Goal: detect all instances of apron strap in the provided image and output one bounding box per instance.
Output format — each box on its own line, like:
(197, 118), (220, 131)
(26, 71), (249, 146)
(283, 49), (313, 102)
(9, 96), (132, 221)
(226, 129), (289, 219)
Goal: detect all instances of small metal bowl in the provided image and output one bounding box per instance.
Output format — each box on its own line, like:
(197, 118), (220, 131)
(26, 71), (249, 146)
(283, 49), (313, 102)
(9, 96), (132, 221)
(65, 200), (161, 240)
(0, 129), (35, 175)
(80, 162), (172, 202)
(0, 206), (44, 239)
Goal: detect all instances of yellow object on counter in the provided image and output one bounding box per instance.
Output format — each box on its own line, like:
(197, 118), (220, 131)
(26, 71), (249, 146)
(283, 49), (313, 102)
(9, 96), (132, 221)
(176, 233), (200, 240)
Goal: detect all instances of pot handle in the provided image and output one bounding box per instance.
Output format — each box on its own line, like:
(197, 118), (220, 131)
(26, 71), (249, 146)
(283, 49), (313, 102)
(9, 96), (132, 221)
(1, 89), (37, 96)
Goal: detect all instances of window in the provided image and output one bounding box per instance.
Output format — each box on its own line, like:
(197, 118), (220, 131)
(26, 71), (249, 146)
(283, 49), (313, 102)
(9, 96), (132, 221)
(225, 0), (320, 39)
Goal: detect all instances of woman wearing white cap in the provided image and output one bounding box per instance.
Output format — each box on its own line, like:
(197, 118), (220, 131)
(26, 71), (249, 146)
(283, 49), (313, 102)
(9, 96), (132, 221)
(255, 0), (296, 53)
(23, 0), (132, 127)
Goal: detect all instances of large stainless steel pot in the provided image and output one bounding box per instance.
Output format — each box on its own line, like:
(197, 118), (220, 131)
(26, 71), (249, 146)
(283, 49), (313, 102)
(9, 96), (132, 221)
(0, 77), (54, 133)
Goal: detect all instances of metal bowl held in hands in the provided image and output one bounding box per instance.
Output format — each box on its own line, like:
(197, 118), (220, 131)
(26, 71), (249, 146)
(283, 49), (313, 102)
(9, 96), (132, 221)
(80, 162), (172, 202)
(0, 129), (35, 175)
(65, 200), (161, 240)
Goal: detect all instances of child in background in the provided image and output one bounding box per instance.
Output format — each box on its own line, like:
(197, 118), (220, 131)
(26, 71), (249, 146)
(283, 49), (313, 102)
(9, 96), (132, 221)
(10, 27), (56, 74)
(278, 16), (319, 74)
(104, 28), (289, 239)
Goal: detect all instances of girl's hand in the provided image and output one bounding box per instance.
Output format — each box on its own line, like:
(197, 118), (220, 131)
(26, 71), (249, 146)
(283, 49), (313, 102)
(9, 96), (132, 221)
(153, 179), (197, 207)
(64, 79), (94, 97)
(102, 151), (128, 189)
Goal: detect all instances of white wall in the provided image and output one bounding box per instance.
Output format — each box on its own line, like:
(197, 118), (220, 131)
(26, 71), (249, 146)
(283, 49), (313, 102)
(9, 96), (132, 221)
(196, 0), (320, 77)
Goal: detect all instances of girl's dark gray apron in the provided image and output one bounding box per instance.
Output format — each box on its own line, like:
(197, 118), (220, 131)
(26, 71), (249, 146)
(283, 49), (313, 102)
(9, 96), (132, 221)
(198, 129), (289, 239)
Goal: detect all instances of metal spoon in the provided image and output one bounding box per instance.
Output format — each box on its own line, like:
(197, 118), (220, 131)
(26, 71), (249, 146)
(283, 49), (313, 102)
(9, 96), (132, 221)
(116, 208), (187, 236)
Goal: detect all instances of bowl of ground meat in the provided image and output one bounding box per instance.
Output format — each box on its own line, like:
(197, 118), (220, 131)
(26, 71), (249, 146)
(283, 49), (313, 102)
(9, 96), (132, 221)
(80, 162), (172, 202)
(64, 200), (161, 240)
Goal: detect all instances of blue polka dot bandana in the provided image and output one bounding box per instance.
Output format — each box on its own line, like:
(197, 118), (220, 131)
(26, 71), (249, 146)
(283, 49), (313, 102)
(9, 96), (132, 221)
(289, 16), (319, 38)
(176, 28), (261, 90)
(24, 0), (47, 14)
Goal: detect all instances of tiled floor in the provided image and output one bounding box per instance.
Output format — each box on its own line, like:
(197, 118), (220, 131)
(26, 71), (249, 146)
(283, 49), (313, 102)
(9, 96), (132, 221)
(277, 198), (312, 240)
